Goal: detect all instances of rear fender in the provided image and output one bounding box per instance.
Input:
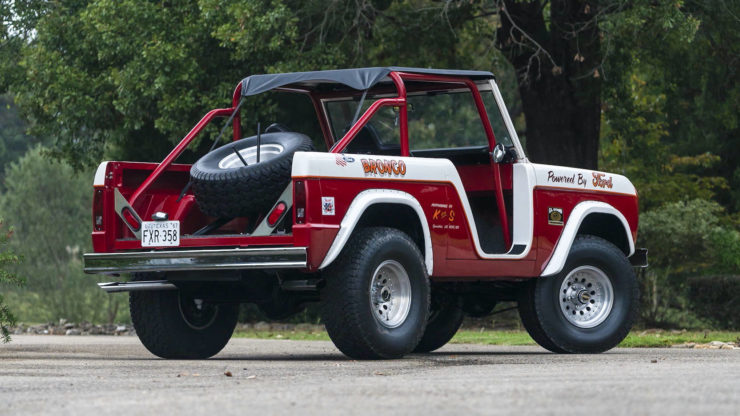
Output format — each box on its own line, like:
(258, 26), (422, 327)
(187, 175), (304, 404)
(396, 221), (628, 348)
(318, 189), (433, 274)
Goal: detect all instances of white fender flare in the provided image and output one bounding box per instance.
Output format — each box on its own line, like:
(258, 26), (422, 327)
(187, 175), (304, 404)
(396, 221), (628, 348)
(541, 201), (635, 277)
(318, 189), (434, 274)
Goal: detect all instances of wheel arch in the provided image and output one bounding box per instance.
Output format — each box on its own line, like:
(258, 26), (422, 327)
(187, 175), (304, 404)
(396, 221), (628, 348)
(318, 189), (433, 274)
(577, 213), (630, 255)
(541, 201), (634, 277)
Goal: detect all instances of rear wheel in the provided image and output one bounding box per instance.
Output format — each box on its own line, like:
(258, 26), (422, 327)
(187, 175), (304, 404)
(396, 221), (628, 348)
(322, 227), (430, 359)
(413, 293), (464, 353)
(129, 274), (239, 359)
(518, 235), (638, 353)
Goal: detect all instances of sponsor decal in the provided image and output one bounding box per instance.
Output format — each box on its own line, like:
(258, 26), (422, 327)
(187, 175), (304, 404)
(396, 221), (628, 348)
(547, 170), (589, 188)
(335, 154), (354, 166)
(430, 203), (459, 230)
(432, 208), (456, 222)
(547, 170), (613, 189)
(592, 172), (613, 189)
(547, 170), (575, 184)
(322, 197), (335, 216)
(361, 158), (407, 177)
(548, 207), (564, 226)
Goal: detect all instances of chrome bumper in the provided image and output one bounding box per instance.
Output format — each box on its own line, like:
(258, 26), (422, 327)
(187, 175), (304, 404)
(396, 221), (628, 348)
(629, 248), (648, 268)
(97, 280), (177, 293)
(83, 247), (307, 275)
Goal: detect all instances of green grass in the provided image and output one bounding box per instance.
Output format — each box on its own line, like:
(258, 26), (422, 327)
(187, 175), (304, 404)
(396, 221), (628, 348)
(233, 328), (740, 347)
(618, 330), (739, 347)
(450, 330), (536, 346)
(233, 329), (330, 341)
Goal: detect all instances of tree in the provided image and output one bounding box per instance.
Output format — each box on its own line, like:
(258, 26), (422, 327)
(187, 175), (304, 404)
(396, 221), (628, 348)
(0, 218), (23, 343)
(464, 0), (699, 169)
(0, 0), (510, 169)
(637, 199), (740, 328)
(632, 0), (740, 212)
(0, 94), (47, 187)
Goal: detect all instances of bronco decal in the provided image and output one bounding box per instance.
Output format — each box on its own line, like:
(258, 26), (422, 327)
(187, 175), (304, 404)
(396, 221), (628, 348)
(361, 158), (407, 177)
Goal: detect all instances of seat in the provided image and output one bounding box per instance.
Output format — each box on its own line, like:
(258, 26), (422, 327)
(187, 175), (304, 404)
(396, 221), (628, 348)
(345, 124), (383, 154)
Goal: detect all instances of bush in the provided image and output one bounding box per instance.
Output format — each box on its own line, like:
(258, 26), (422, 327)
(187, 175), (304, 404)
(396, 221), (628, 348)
(0, 218), (24, 342)
(637, 199), (740, 329)
(686, 275), (740, 330)
(0, 146), (128, 324)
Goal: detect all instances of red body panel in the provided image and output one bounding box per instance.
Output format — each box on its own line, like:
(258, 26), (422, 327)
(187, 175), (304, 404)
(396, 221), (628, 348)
(532, 186), (639, 274)
(92, 161), (295, 253)
(302, 175), (533, 278)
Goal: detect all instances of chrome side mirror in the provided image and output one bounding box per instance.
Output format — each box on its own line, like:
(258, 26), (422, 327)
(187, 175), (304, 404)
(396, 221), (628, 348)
(492, 143), (506, 163)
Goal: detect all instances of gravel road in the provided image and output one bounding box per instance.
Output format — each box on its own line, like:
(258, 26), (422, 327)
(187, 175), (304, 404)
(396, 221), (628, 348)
(1, 335), (738, 415)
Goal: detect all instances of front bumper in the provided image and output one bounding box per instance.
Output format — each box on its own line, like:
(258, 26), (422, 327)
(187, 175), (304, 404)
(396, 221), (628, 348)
(83, 247), (307, 275)
(629, 248), (648, 268)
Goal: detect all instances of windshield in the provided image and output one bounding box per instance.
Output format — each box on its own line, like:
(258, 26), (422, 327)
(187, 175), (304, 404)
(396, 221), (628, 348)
(324, 89), (513, 152)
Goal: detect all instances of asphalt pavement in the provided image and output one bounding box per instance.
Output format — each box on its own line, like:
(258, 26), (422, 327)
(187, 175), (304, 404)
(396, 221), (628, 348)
(1, 335), (738, 415)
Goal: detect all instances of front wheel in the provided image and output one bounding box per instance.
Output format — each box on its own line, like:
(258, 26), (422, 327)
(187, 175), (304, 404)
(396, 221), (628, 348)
(321, 227), (430, 359)
(518, 235), (639, 353)
(130, 275), (239, 359)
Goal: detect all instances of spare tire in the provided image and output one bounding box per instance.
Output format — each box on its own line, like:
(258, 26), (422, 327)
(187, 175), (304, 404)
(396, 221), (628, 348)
(190, 132), (312, 218)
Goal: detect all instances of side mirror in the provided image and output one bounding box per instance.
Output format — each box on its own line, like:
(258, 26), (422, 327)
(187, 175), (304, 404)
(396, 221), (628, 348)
(492, 143), (506, 163)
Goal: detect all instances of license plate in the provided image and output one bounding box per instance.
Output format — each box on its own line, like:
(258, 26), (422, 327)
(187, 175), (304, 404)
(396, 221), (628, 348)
(141, 220), (180, 247)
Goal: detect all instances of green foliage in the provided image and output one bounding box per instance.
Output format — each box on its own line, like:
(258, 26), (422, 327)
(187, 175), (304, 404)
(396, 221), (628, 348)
(0, 146), (127, 323)
(686, 275), (740, 330)
(600, 75), (728, 212)
(597, 1), (740, 329)
(601, 0), (740, 211)
(0, 218), (24, 343)
(0, 94), (47, 187)
(2, 0), (517, 170)
(640, 199), (725, 273)
(637, 199), (740, 328)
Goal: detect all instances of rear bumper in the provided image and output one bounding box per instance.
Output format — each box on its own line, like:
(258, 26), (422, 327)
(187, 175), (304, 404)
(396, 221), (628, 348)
(83, 247), (307, 275)
(629, 248), (648, 268)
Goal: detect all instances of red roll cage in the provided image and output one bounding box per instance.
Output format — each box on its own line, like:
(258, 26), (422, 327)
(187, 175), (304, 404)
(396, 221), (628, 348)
(127, 70), (511, 248)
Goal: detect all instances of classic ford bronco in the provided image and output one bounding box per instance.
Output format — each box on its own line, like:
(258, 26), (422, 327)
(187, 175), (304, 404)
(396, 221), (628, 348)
(83, 67), (647, 359)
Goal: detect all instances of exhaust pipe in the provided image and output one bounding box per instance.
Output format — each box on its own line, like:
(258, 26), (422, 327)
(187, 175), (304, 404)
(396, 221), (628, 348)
(98, 280), (177, 293)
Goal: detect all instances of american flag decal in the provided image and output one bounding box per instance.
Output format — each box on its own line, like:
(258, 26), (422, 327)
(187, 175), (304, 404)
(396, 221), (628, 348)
(335, 154), (347, 166)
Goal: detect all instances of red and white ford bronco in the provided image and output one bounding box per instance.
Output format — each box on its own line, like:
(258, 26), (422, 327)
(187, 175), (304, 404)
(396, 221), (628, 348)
(84, 67), (647, 359)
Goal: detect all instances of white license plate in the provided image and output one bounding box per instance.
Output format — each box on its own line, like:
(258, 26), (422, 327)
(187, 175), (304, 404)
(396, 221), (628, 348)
(141, 220), (180, 247)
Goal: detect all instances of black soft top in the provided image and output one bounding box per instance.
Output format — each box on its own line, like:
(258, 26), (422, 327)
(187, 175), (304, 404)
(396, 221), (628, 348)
(241, 67), (495, 96)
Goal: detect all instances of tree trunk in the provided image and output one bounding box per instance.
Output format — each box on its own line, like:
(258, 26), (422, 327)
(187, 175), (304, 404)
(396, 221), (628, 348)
(497, 0), (602, 169)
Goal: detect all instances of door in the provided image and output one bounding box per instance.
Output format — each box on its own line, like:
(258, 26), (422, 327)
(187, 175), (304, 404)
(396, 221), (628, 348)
(405, 86), (513, 256)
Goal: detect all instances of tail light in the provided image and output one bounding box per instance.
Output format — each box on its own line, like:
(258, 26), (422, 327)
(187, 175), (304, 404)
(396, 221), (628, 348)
(93, 189), (104, 231)
(267, 202), (288, 226)
(294, 180), (306, 224)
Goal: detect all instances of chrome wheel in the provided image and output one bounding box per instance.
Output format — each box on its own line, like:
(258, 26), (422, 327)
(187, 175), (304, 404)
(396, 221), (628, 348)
(217, 144), (284, 169)
(369, 260), (412, 328)
(559, 265), (614, 328)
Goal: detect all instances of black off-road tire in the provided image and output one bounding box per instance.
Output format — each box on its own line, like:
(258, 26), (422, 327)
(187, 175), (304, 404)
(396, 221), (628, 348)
(518, 284), (567, 353)
(190, 132), (312, 218)
(129, 274), (239, 359)
(413, 293), (464, 353)
(519, 235), (639, 353)
(321, 227), (430, 359)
